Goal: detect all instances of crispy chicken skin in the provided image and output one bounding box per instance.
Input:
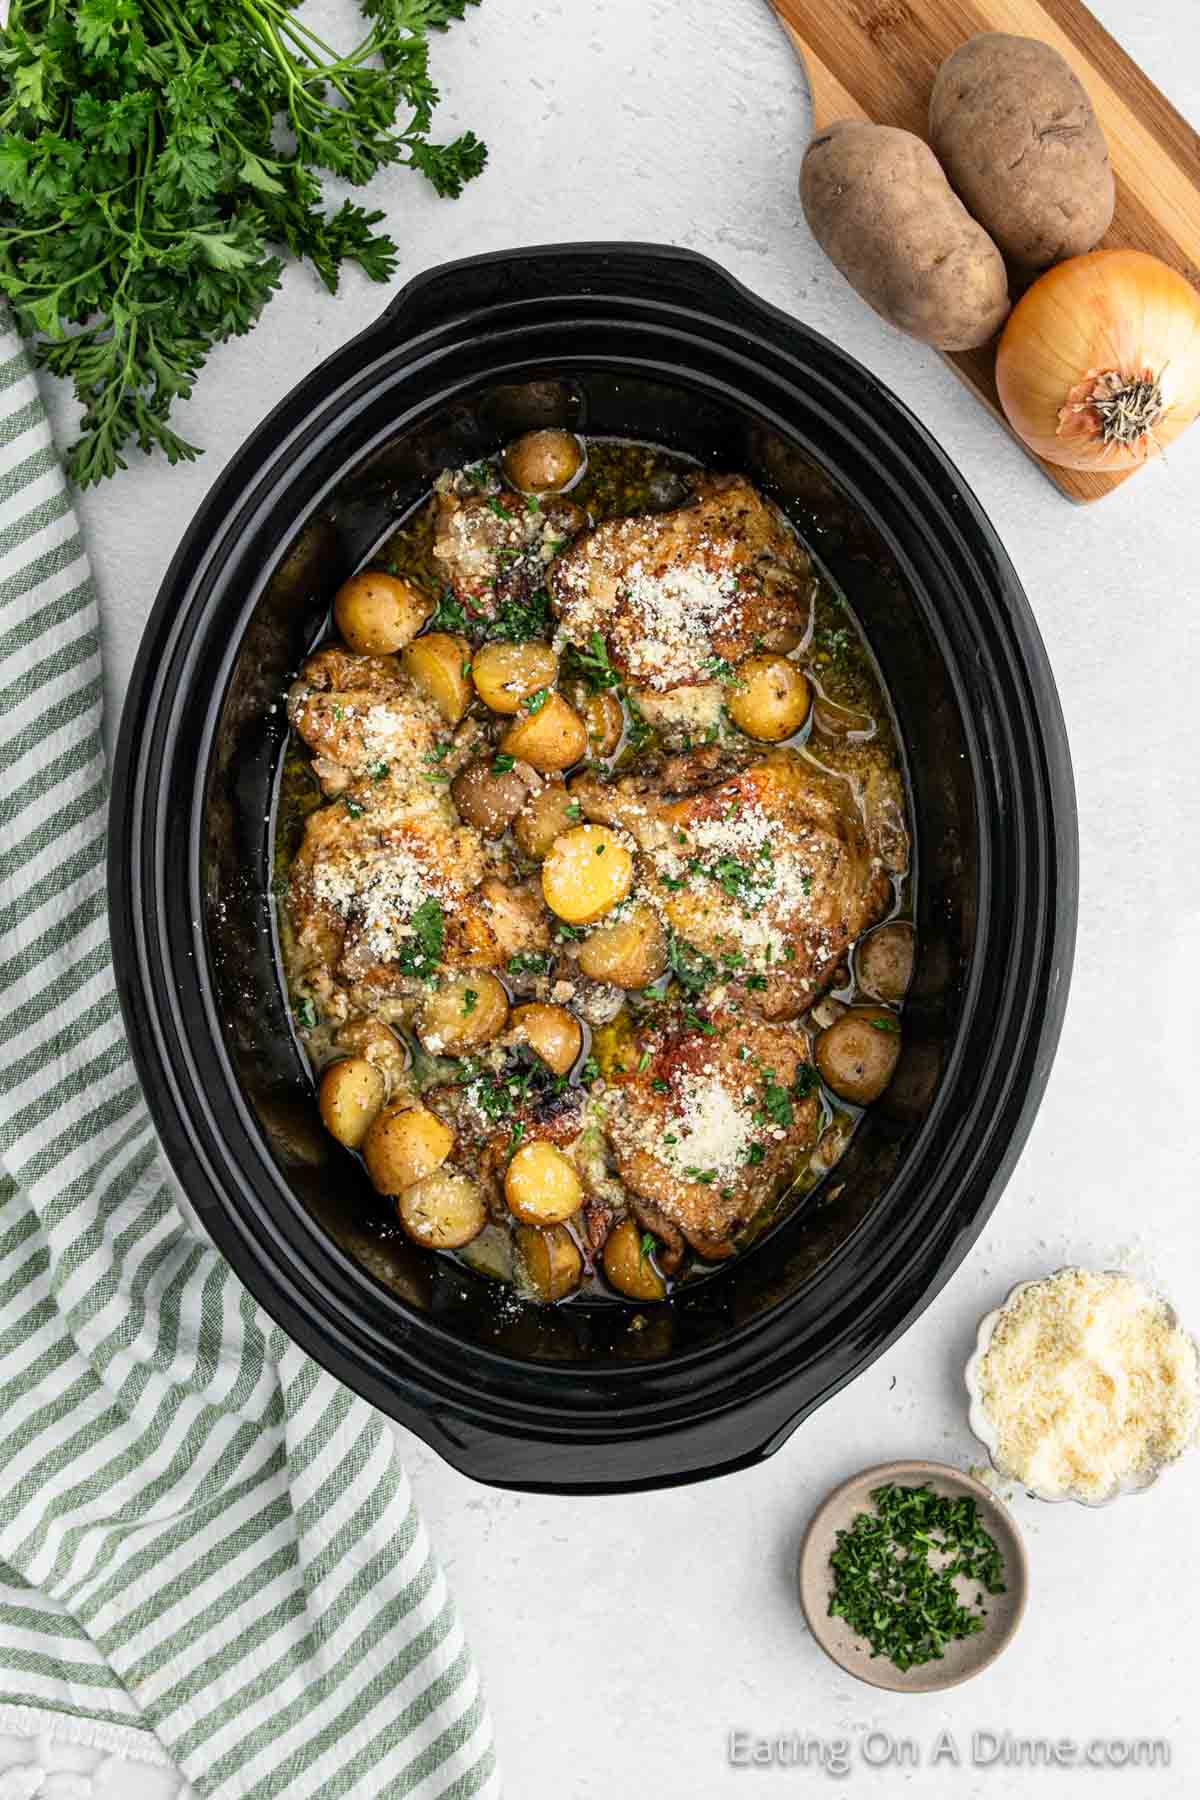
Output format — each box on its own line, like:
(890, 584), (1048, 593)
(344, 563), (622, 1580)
(432, 467), (583, 619)
(570, 747), (900, 1018)
(602, 1004), (820, 1251)
(550, 474), (814, 692)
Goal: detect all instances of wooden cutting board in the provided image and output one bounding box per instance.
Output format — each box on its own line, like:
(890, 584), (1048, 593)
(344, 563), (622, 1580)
(768, 0), (1200, 502)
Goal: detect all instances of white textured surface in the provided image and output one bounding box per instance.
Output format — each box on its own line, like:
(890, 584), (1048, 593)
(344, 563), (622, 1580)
(27, 0), (1200, 1794)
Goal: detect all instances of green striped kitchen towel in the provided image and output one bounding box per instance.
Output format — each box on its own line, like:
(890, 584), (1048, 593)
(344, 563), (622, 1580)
(0, 310), (501, 1800)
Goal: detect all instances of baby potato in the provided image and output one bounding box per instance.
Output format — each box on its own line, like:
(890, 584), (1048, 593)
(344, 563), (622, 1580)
(542, 825), (634, 925)
(364, 1103), (454, 1196)
(513, 780), (576, 859)
(502, 429), (584, 494)
(500, 692), (588, 773)
(505, 1140), (584, 1226)
(334, 571), (430, 655)
(603, 1218), (666, 1302)
(515, 1223), (583, 1302)
(418, 972), (509, 1055)
(856, 921), (914, 1004)
(800, 120), (1010, 351)
(401, 631), (473, 725)
(397, 1170), (487, 1250)
(815, 1007), (902, 1105)
(318, 1056), (385, 1150)
(333, 1018), (409, 1096)
(582, 690), (624, 757)
(451, 759), (529, 836)
(471, 641), (558, 714)
(577, 902), (667, 988)
(726, 654), (811, 742)
(510, 1002), (583, 1076)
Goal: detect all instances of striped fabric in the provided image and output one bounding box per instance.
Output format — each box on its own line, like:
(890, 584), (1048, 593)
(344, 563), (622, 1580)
(0, 313), (500, 1800)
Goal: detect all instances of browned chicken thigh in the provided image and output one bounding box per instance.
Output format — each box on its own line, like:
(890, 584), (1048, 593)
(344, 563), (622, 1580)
(551, 473), (815, 692)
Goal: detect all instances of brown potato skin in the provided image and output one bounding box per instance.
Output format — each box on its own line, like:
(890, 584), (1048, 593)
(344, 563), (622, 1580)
(929, 34), (1114, 270)
(514, 781), (575, 860)
(815, 1007), (901, 1105)
(856, 921), (914, 1004)
(450, 760), (529, 836)
(800, 121), (1010, 350)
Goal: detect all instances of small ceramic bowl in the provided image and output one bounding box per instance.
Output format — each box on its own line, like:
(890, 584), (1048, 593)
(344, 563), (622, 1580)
(798, 1459), (1028, 1692)
(965, 1268), (1200, 1507)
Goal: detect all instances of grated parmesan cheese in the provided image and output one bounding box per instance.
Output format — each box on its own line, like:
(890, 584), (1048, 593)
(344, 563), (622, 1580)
(977, 1269), (1200, 1501)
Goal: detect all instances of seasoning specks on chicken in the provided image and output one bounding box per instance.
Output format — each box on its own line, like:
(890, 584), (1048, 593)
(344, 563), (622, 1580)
(278, 434), (912, 1307)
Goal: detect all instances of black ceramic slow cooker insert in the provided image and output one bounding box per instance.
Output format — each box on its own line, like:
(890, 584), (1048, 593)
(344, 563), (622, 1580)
(110, 244), (1077, 1493)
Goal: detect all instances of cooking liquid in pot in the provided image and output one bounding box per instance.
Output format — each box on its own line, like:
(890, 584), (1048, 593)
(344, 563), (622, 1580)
(274, 438), (912, 1307)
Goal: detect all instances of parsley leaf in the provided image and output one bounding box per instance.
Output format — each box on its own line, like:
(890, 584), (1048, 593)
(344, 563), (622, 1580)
(395, 897), (444, 979)
(0, 0), (486, 485)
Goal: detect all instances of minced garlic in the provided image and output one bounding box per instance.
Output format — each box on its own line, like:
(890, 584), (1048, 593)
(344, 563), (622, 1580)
(977, 1269), (1199, 1501)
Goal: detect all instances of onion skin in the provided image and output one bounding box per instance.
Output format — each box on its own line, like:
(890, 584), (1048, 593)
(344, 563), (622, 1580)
(995, 249), (1200, 470)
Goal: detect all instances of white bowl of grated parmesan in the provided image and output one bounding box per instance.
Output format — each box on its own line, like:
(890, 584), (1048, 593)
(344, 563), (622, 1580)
(965, 1268), (1200, 1506)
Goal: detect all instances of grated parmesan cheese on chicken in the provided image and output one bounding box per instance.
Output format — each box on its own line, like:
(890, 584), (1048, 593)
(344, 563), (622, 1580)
(977, 1268), (1200, 1501)
(657, 1070), (756, 1185)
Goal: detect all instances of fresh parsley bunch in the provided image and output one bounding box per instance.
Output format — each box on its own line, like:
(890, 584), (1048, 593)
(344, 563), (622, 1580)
(0, 0), (486, 484)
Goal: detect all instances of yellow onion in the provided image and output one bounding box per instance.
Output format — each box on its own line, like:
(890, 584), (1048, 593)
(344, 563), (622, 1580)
(995, 249), (1200, 470)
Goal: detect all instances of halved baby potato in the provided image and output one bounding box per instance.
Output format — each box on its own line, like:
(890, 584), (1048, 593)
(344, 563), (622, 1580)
(397, 1170), (487, 1249)
(515, 1223), (583, 1301)
(318, 1056), (385, 1150)
(334, 571), (431, 655)
(502, 429), (584, 494)
(541, 825), (634, 925)
(602, 1218), (666, 1302)
(364, 1103), (454, 1195)
(566, 688), (623, 757)
(417, 972), (509, 1056)
(471, 641), (558, 714)
(726, 654), (811, 742)
(401, 631), (473, 725)
(514, 780), (576, 859)
(577, 902), (667, 988)
(500, 691), (588, 772)
(505, 1139), (584, 1225)
(510, 1002), (583, 1076)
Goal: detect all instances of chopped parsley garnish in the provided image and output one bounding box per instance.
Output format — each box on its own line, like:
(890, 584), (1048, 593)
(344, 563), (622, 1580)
(462, 988), (479, 1016)
(486, 587), (554, 643)
(744, 973), (768, 991)
(370, 761), (390, 781)
(294, 997), (318, 1032)
(684, 1167), (717, 1184)
(666, 930), (718, 994)
(793, 1063), (821, 1101)
(343, 797), (364, 819)
(704, 655), (736, 682)
(871, 1015), (902, 1034)
(815, 626), (855, 669)
(828, 1483), (1006, 1672)
(651, 1077), (668, 1094)
(683, 1010), (716, 1037)
(523, 687), (549, 714)
(429, 592), (469, 634)
(485, 496), (513, 520)
(395, 898), (444, 980)
(637, 1050), (652, 1072)
(565, 800), (583, 822)
(507, 952), (550, 976)
(492, 754), (516, 774)
(639, 1232), (656, 1261)
(579, 1055), (600, 1085)
(757, 1070), (793, 1130)
(745, 1142), (766, 1166)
